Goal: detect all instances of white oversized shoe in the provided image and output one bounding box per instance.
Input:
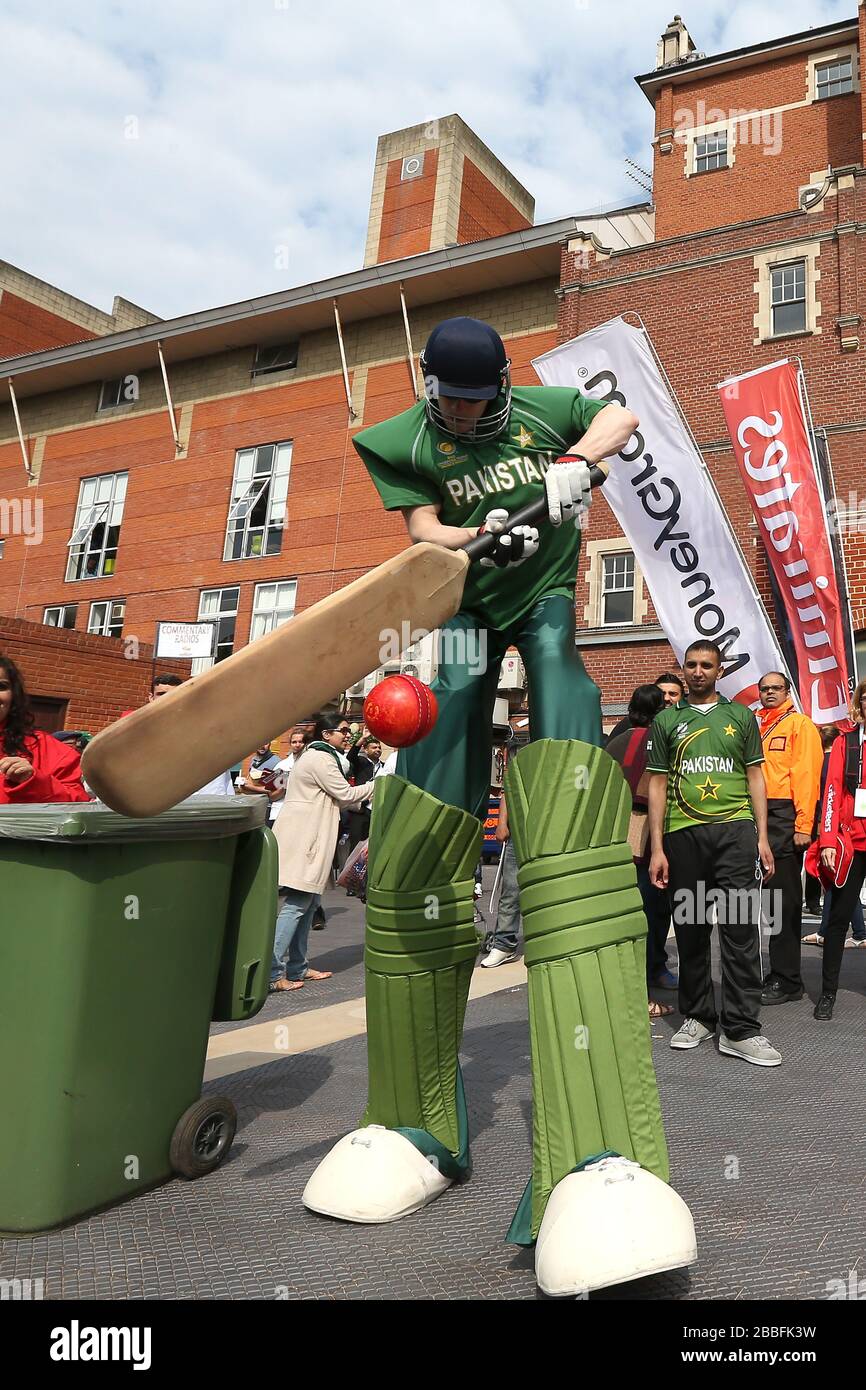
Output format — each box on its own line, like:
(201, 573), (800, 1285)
(302, 1125), (453, 1224)
(534, 1156), (697, 1296)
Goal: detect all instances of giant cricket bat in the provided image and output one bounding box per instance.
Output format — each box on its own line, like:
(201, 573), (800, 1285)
(82, 469), (608, 816)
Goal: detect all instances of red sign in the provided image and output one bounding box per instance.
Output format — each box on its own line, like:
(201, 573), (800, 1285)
(483, 795), (502, 859)
(719, 360), (850, 722)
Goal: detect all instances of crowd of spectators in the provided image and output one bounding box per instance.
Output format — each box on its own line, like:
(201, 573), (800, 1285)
(3, 646), (864, 1032)
(482, 653), (865, 1050)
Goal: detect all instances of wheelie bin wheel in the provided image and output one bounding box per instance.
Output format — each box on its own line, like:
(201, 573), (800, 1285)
(170, 1097), (237, 1178)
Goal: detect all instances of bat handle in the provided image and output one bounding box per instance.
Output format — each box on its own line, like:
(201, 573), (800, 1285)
(462, 461), (609, 563)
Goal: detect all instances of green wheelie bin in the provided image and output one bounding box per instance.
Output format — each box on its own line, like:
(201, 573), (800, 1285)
(0, 796), (278, 1235)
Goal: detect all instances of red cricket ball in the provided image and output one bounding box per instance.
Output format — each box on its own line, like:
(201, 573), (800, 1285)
(363, 675), (438, 748)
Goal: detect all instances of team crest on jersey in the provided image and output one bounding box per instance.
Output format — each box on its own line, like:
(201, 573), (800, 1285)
(513, 425), (534, 449)
(676, 723), (689, 737)
(436, 440), (467, 467)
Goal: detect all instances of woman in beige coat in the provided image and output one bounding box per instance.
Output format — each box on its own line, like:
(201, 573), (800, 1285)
(269, 715), (375, 992)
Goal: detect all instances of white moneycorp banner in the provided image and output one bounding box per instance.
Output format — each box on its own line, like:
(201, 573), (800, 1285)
(533, 317), (788, 706)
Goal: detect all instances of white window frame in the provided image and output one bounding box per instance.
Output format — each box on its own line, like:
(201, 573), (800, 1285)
(250, 580), (297, 642)
(686, 122), (734, 177)
(192, 587), (240, 675)
(43, 604), (78, 630)
(582, 537), (647, 629)
(68, 501), (109, 549)
(693, 128), (729, 174)
(770, 260), (807, 337)
(600, 551), (637, 628)
(753, 242), (822, 343)
(223, 442), (291, 561)
(66, 472), (128, 581)
(88, 599), (126, 639)
(815, 56), (854, 100)
(808, 46), (859, 103)
(227, 478), (269, 524)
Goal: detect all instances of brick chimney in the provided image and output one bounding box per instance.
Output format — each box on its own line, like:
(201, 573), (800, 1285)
(363, 114), (534, 267)
(656, 15), (696, 69)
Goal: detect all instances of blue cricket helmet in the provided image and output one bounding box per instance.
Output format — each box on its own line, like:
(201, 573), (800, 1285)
(419, 317), (512, 440)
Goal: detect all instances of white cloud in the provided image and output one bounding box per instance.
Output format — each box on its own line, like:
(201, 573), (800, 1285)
(0, 0), (853, 318)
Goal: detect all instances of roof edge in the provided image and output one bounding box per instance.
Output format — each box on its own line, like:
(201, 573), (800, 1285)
(634, 16), (859, 102)
(0, 205), (651, 381)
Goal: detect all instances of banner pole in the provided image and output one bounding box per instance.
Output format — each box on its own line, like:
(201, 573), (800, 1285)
(796, 358), (858, 689)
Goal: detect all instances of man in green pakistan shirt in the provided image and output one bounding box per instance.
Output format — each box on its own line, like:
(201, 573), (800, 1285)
(647, 639), (782, 1067)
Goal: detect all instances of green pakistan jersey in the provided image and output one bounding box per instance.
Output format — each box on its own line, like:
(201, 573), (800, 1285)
(645, 695), (764, 836)
(353, 385), (607, 630)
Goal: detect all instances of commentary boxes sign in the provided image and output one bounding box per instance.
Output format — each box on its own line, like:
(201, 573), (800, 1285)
(155, 621), (217, 661)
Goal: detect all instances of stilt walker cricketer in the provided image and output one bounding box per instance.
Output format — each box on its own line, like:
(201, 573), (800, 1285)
(304, 318), (696, 1294)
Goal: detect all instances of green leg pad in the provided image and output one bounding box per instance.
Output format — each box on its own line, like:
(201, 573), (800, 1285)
(505, 740), (669, 1243)
(362, 775), (482, 1164)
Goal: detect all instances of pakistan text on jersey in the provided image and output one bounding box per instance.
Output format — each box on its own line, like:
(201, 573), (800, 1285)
(583, 368), (751, 679)
(676, 756), (736, 774)
(443, 454), (551, 507)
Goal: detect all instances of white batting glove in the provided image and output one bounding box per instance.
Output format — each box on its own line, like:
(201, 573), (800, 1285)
(545, 454), (592, 528)
(478, 508), (540, 569)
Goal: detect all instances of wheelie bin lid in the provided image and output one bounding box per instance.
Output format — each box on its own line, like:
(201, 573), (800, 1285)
(0, 795), (268, 843)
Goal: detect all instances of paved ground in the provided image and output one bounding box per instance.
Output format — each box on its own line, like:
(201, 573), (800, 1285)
(3, 875), (865, 1300)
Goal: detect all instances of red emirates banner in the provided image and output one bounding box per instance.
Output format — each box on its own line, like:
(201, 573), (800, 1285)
(718, 359), (851, 722)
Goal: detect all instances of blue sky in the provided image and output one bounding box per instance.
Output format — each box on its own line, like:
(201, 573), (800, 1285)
(0, 0), (855, 319)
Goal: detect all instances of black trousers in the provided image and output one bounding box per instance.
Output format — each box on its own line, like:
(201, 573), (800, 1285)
(665, 820), (763, 1040)
(765, 799), (805, 993)
(823, 849), (866, 995)
(347, 807), (371, 851)
(636, 861), (671, 985)
(804, 869), (822, 915)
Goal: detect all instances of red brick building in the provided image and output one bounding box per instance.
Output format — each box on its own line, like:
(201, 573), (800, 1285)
(1, 12), (864, 737)
(0, 259), (159, 358)
(564, 7), (866, 717)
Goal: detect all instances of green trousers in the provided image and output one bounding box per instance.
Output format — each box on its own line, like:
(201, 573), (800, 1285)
(503, 740), (669, 1243)
(397, 593), (602, 819)
(363, 596), (667, 1241)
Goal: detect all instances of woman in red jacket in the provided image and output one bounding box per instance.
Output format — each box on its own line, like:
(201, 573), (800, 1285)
(816, 678), (866, 1020)
(0, 655), (90, 804)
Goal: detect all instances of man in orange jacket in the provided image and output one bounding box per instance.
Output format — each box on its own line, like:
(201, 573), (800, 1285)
(757, 672), (822, 1006)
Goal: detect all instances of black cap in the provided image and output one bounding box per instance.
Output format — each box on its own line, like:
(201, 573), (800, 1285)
(422, 317), (507, 400)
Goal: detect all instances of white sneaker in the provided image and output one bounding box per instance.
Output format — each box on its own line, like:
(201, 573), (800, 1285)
(718, 1033), (781, 1067)
(670, 1018), (714, 1050)
(481, 947), (519, 968)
